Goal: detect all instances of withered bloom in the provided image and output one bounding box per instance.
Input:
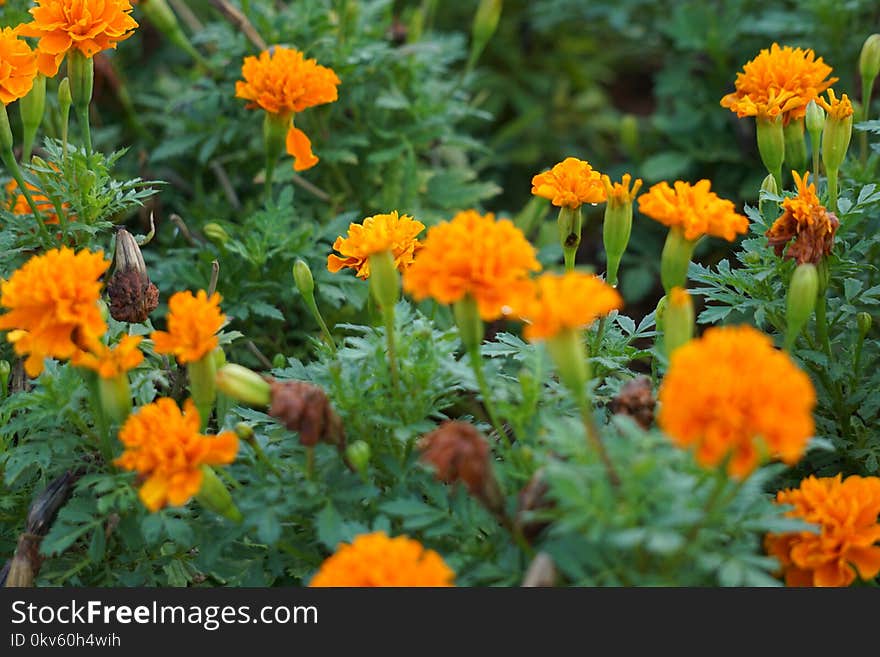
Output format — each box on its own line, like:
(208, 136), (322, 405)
(106, 228), (159, 323)
(269, 380), (345, 448)
(765, 171), (839, 265)
(608, 376), (656, 430)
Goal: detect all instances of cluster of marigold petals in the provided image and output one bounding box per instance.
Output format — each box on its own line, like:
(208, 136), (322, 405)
(601, 173), (642, 206)
(657, 325), (815, 478)
(530, 157), (606, 209)
(0, 26), (38, 105)
(309, 531), (455, 587)
(817, 89), (854, 120)
(513, 271), (622, 342)
(637, 179), (749, 242)
(0, 247), (110, 377)
(402, 210), (541, 321)
(150, 290), (225, 364)
(115, 398), (239, 512)
(327, 211), (425, 280)
(72, 334), (144, 379)
(720, 43), (836, 124)
(765, 171), (839, 265)
(5, 178), (66, 224)
(765, 474), (880, 587)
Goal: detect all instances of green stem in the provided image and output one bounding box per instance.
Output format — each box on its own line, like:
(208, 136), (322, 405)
(592, 316), (608, 356)
(579, 401), (620, 488)
(306, 296), (336, 352)
(467, 342), (510, 447)
(861, 75), (874, 165)
(812, 143), (821, 183)
(382, 304), (400, 395)
(826, 168), (838, 214)
(246, 436), (281, 477)
(264, 154), (276, 205)
(77, 105), (91, 155)
(1, 147), (49, 238)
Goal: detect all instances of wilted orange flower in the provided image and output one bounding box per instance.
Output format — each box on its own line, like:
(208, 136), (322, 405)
(513, 272), (622, 341)
(309, 532), (455, 587)
(72, 334), (143, 379)
(5, 178), (66, 225)
(327, 211), (425, 279)
(150, 290), (225, 364)
(720, 43), (836, 124)
(235, 46), (340, 172)
(402, 210), (541, 321)
(637, 179), (749, 242)
(817, 89), (854, 120)
(766, 171), (839, 265)
(0, 26), (38, 105)
(657, 325), (815, 478)
(115, 398), (238, 512)
(18, 0), (138, 76)
(765, 474), (880, 587)
(531, 157), (606, 209)
(0, 247), (109, 377)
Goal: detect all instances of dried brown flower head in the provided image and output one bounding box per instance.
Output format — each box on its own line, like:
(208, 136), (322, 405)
(608, 376), (656, 430)
(269, 380), (345, 448)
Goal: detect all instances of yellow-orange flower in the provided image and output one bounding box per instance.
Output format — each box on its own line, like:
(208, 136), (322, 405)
(531, 157), (606, 209)
(327, 211), (425, 279)
(115, 398), (238, 512)
(309, 532), (455, 587)
(766, 171), (838, 265)
(657, 325), (815, 478)
(0, 26), (38, 105)
(765, 474), (880, 587)
(150, 290), (225, 364)
(637, 179), (749, 242)
(720, 43), (836, 124)
(72, 334), (143, 379)
(817, 89), (854, 120)
(18, 0), (138, 75)
(514, 272), (622, 341)
(402, 210), (541, 321)
(5, 178), (66, 224)
(0, 247), (109, 377)
(601, 173), (642, 206)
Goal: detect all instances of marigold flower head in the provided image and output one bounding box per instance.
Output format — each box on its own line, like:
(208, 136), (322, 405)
(816, 89), (854, 120)
(327, 211), (425, 280)
(0, 26), (38, 105)
(513, 271), (622, 341)
(531, 157), (606, 209)
(0, 247), (109, 377)
(765, 474), (880, 587)
(72, 334), (143, 379)
(720, 43), (837, 124)
(18, 0), (138, 70)
(309, 532), (455, 587)
(766, 171), (839, 265)
(115, 398), (238, 512)
(418, 421), (492, 500)
(5, 178), (65, 225)
(657, 325), (815, 478)
(150, 290), (225, 364)
(402, 210), (541, 321)
(637, 179), (749, 242)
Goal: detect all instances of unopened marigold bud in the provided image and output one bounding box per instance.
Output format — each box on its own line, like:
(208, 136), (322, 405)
(784, 263), (818, 351)
(368, 250), (400, 311)
(805, 100), (825, 135)
(860, 34), (880, 82)
(608, 375), (656, 430)
(234, 422), (256, 443)
(857, 311), (873, 337)
(761, 173), (779, 197)
(601, 174), (642, 288)
(19, 74), (46, 162)
(203, 222), (229, 246)
(58, 77), (72, 113)
(195, 465), (242, 523)
(107, 229), (159, 324)
(756, 114), (785, 187)
(345, 440), (371, 475)
(467, 0), (502, 70)
(272, 353), (286, 369)
(660, 226), (696, 294)
(783, 118), (807, 172)
(216, 363), (272, 407)
(293, 259), (315, 298)
(663, 287), (694, 358)
(268, 380), (345, 448)
(819, 97), (854, 176)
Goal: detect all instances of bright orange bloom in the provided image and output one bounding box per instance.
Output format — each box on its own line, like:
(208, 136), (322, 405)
(720, 43), (836, 124)
(766, 171), (838, 265)
(18, 1), (138, 75)
(327, 211), (425, 279)
(657, 325), (815, 478)
(235, 46), (340, 172)
(513, 272), (622, 341)
(531, 157), (606, 209)
(0, 27), (38, 105)
(637, 179), (749, 242)
(402, 210), (541, 321)
(0, 247), (109, 377)
(150, 290), (225, 364)
(72, 334), (143, 379)
(309, 532), (455, 587)
(817, 89), (854, 120)
(765, 474), (880, 587)
(5, 178), (66, 224)
(115, 398), (238, 512)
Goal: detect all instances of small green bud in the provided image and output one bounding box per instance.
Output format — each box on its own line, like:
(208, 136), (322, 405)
(744, 251), (762, 265)
(345, 440), (371, 475)
(203, 222), (230, 246)
(760, 173), (779, 197)
(784, 263), (819, 350)
(660, 226), (696, 294)
(234, 422), (256, 443)
(58, 77), (72, 111)
(272, 353), (286, 369)
(756, 114), (785, 186)
(663, 287), (694, 358)
(860, 34), (880, 81)
(468, 0), (502, 69)
(601, 174), (642, 288)
(195, 465), (242, 523)
(293, 259), (315, 299)
(821, 101), (854, 174)
(216, 363), (272, 408)
(368, 250), (400, 311)
(805, 100), (825, 135)
(453, 294), (484, 353)
(139, 0), (180, 35)
(857, 311), (873, 337)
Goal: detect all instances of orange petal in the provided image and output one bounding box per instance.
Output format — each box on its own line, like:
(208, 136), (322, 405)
(286, 125), (319, 171)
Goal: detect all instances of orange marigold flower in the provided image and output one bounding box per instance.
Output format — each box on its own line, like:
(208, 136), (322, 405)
(531, 157), (606, 209)
(309, 532), (455, 587)
(637, 179), (749, 242)
(817, 89), (854, 120)
(765, 474), (880, 587)
(0, 247), (109, 377)
(0, 26), (38, 105)
(766, 171), (839, 265)
(720, 88), (802, 121)
(72, 334), (143, 379)
(402, 210), (541, 321)
(115, 398), (239, 512)
(5, 178), (65, 224)
(657, 325), (815, 478)
(514, 272), (622, 341)
(720, 43), (837, 124)
(150, 290), (225, 364)
(18, 0), (138, 72)
(327, 211), (425, 280)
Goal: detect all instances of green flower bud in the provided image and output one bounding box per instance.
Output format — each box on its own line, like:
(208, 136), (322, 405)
(0, 105), (13, 152)
(467, 0), (502, 70)
(784, 263), (818, 350)
(660, 226), (696, 294)
(67, 49), (94, 112)
(821, 101), (853, 174)
(187, 354), (218, 431)
(783, 117), (807, 172)
(546, 328), (589, 399)
(195, 465), (242, 523)
(58, 77), (72, 111)
(272, 353), (286, 369)
(860, 34), (880, 81)
(19, 74), (46, 161)
(368, 250), (400, 312)
(744, 251), (762, 265)
(760, 173), (779, 197)
(293, 259), (315, 299)
(756, 114), (785, 187)
(805, 100), (825, 135)
(345, 440), (371, 475)
(663, 287), (694, 358)
(234, 422), (256, 443)
(139, 0), (180, 35)
(453, 294), (484, 354)
(215, 363), (272, 408)
(601, 174), (643, 288)
(557, 206), (583, 272)
(0, 359), (11, 399)
(203, 222), (230, 246)
(857, 312), (873, 337)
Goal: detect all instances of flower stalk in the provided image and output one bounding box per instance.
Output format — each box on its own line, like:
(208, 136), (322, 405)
(369, 250), (401, 394)
(67, 50), (94, 154)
